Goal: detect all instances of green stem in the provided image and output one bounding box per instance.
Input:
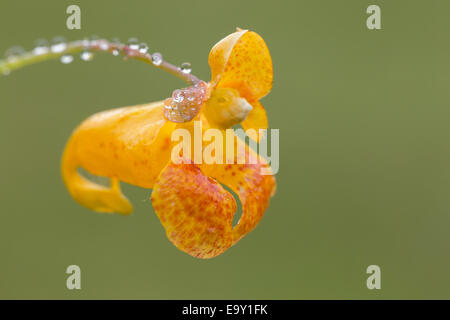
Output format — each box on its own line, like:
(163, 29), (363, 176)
(0, 39), (201, 85)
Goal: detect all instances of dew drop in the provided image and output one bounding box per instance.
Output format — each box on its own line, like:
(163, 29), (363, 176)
(111, 38), (121, 56)
(4, 46), (25, 57)
(32, 39), (49, 55)
(2, 68), (11, 76)
(80, 37), (90, 48)
(139, 43), (149, 54)
(98, 40), (109, 51)
(60, 55), (74, 64)
(173, 90), (184, 103)
(180, 62), (192, 74)
(152, 52), (163, 66)
(127, 38), (139, 50)
(163, 81), (208, 123)
(51, 37), (67, 53)
(33, 46), (49, 56)
(80, 51), (93, 61)
(4, 46), (25, 62)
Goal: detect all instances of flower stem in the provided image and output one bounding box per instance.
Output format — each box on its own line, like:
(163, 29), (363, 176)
(0, 39), (202, 85)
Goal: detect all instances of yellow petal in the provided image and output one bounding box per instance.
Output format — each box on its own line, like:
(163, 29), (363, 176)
(151, 161), (236, 259)
(209, 30), (273, 101)
(202, 87), (253, 129)
(61, 101), (176, 214)
(241, 100), (268, 142)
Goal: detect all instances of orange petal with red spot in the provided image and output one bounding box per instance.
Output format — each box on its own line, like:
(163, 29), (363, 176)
(209, 30), (273, 101)
(151, 161), (237, 259)
(209, 29), (247, 86)
(201, 136), (276, 244)
(241, 100), (268, 142)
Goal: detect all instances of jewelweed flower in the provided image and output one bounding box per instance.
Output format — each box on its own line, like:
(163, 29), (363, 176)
(1, 29), (276, 258)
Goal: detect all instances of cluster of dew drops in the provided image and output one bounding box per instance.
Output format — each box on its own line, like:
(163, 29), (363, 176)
(1, 35), (193, 76)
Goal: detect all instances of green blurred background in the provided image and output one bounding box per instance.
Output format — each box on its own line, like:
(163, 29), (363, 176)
(1, 0), (449, 299)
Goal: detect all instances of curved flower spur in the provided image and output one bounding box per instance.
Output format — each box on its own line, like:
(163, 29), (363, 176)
(0, 29), (276, 258)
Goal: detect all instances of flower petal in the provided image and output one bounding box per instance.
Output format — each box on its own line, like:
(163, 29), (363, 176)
(61, 101), (176, 214)
(241, 100), (268, 142)
(209, 30), (273, 101)
(151, 161), (236, 259)
(201, 136), (276, 244)
(209, 29), (248, 86)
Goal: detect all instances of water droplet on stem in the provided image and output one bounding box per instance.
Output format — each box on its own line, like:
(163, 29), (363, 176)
(111, 38), (121, 56)
(60, 55), (74, 64)
(180, 62), (192, 74)
(51, 37), (67, 53)
(98, 40), (109, 51)
(4, 46), (25, 62)
(80, 51), (93, 61)
(127, 38), (139, 50)
(152, 52), (163, 66)
(33, 39), (49, 55)
(139, 43), (149, 54)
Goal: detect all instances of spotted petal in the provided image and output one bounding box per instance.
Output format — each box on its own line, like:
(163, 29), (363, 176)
(209, 30), (273, 101)
(151, 161), (236, 259)
(201, 137), (276, 244)
(241, 100), (268, 142)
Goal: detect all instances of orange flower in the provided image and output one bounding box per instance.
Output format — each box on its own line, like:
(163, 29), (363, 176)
(61, 29), (276, 258)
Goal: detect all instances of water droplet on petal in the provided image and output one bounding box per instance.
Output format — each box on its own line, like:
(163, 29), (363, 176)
(80, 51), (93, 61)
(127, 38), (139, 50)
(60, 55), (74, 64)
(180, 62), (192, 74)
(32, 39), (49, 55)
(152, 52), (163, 66)
(51, 37), (67, 53)
(139, 43), (149, 54)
